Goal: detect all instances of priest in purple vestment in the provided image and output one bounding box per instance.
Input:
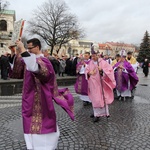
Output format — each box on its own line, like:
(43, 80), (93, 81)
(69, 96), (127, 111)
(74, 52), (91, 106)
(113, 49), (139, 101)
(16, 38), (74, 150)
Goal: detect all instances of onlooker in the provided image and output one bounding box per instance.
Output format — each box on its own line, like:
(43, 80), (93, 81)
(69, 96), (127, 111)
(142, 58), (149, 77)
(8, 44), (25, 79)
(65, 56), (73, 76)
(58, 56), (66, 77)
(0, 52), (10, 80)
(71, 54), (79, 76)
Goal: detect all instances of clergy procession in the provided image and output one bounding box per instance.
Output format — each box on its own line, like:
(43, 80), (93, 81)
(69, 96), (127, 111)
(74, 44), (139, 123)
(1, 0), (150, 149)
(0, 38), (140, 150)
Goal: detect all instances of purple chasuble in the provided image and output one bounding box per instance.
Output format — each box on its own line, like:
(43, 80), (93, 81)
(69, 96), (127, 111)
(113, 60), (138, 92)
(22, 57), (74, 134)
(74, 59), (90, 95)
(22, 57), (57, 134)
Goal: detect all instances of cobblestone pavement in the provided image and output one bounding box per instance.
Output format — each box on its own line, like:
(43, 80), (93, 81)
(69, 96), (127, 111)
(0, 69), (150, 150)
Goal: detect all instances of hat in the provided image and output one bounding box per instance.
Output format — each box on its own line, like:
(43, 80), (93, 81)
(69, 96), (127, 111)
(120, 49), (127, 57)
(91, 43), (97, 54)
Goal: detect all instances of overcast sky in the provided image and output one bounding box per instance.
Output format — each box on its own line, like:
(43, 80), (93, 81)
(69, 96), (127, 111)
(7, 0), (150, 45)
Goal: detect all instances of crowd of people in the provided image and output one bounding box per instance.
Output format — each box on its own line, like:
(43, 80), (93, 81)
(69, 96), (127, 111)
(0, 47), (81, 80)
(0, 45), (148, 81)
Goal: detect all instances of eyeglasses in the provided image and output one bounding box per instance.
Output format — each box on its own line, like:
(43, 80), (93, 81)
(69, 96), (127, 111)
(28, 46), (36, 50)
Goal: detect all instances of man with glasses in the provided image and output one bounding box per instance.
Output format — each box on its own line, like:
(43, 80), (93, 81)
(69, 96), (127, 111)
(16, 38), (74, 150)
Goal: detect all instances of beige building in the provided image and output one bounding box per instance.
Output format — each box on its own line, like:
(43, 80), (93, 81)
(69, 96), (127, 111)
(98, 43), (113, 56)
(55, 39), (99, 57)
(106, 42), (135, 57)
(48, 40), (136, 59)
(0, 10), (16, 56)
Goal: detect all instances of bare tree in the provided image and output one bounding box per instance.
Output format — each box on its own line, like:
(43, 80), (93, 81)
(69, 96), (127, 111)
(27, 0), (84, 55)
(21, 35), (28, 49)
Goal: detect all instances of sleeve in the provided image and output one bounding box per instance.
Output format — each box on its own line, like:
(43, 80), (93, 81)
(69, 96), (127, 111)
(76, 61), (82, 73)
(101, 60), (116, 89)
(131, 63), (138, 72)
(35, 57), (55, 83)
(85, 64), (90, 80)
(9, 54), (15, 69)
(21, 52), (39, 73)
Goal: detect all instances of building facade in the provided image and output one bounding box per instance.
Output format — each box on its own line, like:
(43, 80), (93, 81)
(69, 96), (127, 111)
(106, 42), (135, 57)
(98, 43), (113, 56)
(53, 39), (99, 58)
(99, 42), (136, 58)
(0, 10), (16, 56)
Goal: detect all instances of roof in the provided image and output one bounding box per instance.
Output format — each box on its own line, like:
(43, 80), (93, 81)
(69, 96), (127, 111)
(99, 43), (112, 50)
(0, 10), (15, 15)
(106, 42), (134, 47)
(0, 10), (16, 21)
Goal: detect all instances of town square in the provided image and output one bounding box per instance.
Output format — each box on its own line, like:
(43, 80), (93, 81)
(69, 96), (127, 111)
(0, 0), (150, 149)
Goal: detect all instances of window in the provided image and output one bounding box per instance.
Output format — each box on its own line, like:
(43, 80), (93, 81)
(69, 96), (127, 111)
(0, 20), (7, 31)
(9, 31), (13, 37)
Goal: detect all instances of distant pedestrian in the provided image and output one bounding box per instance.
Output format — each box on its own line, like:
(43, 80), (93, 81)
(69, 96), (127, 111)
(65, 56), (73, 76)
(58, 56), (66, 77)
(71, 54), (79, 76)
(142, 58), (149, 77)
(0, 52), (10, 80)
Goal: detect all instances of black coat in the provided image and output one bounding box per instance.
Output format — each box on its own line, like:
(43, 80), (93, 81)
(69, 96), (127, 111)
(142, 60), (149, 76)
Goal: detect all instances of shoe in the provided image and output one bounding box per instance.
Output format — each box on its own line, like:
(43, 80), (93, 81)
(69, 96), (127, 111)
(93, 117), (99, 122)
(106, 115), (110, 118)
(85, 102), (91, 105)
(121, 97), (126, 101)
(116, 96), (121, 100)
(83, 101), (88, 106)
(90, 114), (94, 118)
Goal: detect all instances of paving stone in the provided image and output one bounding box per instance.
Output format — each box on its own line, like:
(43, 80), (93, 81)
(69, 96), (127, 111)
(0, 70), (150, 149)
